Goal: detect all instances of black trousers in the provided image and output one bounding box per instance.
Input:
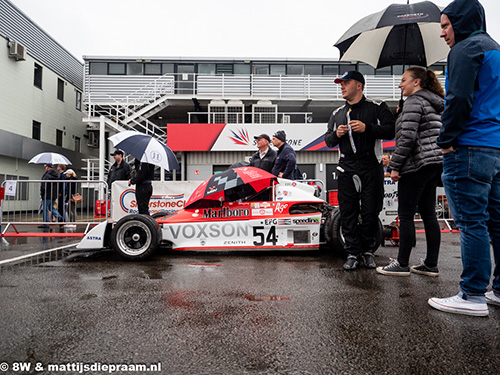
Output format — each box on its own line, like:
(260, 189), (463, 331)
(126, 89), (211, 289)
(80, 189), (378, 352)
(397, 164), (442, 268)
(136, 183), (152, 215)
(338, 160), (384, 255)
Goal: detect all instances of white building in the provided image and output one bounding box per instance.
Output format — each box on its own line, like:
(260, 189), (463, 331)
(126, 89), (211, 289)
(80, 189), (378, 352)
(83, 56), (446, 190)
(0, 0), (97, 186)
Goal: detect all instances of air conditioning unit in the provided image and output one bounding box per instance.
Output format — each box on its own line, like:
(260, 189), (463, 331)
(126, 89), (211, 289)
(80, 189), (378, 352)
(8, 41), (26, 61)
(87, 131), (99, 147)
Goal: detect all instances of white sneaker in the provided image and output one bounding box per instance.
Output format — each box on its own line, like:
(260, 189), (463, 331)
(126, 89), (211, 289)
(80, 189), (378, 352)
(485, 291), (500, 306)
(428, 294), (489, 317)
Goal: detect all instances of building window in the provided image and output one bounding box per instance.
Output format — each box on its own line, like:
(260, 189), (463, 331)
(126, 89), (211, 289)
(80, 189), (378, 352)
(162, 64), (174, 74)
(305, 65), (322, 76)
(270, 65), (286, 75)
(57, 78), (65, 101)
(56, 129), (63, 147)
(287, 65), (304, 75)
(34, 63), (43, 89)
(375, 66), (392, 75)
(234, 64), (251, 75)
(216, 64), (233, 74)
(144, 63), (162, 75)
(339, 64), (353, 75)
(127, 63), (143, 75)
(89, 62), (107, 75)
(358, 64), (375, 75)
(75, 90), (82, 111)
(32, 121), (41, 140)
(108, 63), (126, 75)
(323, 65), (339, 75)
(75, 136), (81, 152)
(198, 63), (216, 75)
(253, 65), (269, 75)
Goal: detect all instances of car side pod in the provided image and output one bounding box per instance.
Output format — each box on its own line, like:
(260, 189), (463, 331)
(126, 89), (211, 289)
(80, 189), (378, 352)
(76, 220), (110, 250)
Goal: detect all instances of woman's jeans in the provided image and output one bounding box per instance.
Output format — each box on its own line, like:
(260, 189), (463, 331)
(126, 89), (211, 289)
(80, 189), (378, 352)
(397, 164), (442, 268)
(442, 146), (500, 298)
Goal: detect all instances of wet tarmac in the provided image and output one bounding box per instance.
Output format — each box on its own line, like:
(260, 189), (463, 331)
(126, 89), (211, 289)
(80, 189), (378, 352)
(1, 233), (499, 375)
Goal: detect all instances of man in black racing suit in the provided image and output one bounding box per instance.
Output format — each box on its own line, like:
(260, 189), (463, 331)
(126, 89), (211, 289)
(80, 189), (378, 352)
(325, 71), (395, 271)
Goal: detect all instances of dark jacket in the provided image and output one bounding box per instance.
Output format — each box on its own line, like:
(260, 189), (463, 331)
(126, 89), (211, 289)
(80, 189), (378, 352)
(437, 0), (500, 149)
(249, 147), (277, 173)
(40, 168), (60, 200)
(107, 160), (131, 188)
(389, 89), (444, 175)
(130, 161), (155, 185)
(325, 96), (395, 171)
(271, 143), (296, 179)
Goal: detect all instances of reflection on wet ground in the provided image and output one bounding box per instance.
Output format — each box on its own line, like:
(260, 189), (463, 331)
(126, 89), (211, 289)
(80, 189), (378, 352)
(0, 233), (499, 374)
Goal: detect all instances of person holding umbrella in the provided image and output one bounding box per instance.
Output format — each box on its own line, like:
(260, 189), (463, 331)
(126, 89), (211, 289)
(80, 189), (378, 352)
(428, 0), (500, 317)
(129, 159), (155, 215)
(39, 163), (63, 228)
(324, 71), (395, 271)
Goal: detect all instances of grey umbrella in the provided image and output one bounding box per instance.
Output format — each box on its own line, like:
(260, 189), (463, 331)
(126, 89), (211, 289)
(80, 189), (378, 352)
(335, 1), (448, 69)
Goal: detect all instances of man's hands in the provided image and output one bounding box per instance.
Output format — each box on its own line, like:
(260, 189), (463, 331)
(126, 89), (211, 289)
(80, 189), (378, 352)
(441, 147), (454, 154)
(336, 121), (366, 137)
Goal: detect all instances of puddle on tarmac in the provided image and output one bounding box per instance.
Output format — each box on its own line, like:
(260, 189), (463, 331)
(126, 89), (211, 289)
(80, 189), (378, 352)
(246, 295), (291, 301)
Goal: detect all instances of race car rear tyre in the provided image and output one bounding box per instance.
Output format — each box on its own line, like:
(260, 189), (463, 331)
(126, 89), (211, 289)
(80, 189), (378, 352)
(327, 209), (384, 255)
(110, 214), (161, 260)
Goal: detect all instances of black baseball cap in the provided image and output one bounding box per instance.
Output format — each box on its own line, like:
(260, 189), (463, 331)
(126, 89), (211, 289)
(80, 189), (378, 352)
(110, 150), (124, 156)
(334, 70), (365, 85)
(254, 133), (271, 142)
(45, 163), (54, 168)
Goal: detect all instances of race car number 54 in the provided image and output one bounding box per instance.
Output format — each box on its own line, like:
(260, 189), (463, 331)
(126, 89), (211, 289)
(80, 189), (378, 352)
(253, 226), (277, 246)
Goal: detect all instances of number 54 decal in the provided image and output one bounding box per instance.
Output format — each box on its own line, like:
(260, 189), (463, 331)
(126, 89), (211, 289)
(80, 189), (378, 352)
(253, 226), (277, 246)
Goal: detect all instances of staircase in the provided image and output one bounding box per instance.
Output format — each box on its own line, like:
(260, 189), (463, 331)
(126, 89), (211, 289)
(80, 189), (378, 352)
(83, 74), (173, 180)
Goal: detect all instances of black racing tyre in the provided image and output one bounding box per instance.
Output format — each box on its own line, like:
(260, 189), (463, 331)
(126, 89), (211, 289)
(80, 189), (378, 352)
(326, 209), (384, 254)
(110, 214), (161, 260)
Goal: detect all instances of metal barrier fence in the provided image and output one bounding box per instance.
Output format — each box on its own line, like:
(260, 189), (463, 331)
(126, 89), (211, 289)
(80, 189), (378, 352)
(0, 180), (108, 235)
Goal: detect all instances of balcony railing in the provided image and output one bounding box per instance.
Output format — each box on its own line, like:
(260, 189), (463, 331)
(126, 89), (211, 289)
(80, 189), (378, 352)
(84, 73), (446, 105)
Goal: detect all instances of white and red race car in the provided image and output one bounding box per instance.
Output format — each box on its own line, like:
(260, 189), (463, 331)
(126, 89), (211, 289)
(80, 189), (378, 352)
(77, 167), (385, 260)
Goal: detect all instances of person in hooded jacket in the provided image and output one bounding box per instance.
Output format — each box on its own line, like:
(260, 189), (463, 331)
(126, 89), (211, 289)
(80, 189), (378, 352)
(376, 67), (444, 277)
(39, 163), (63, 228)
(428, 0), (500, 317)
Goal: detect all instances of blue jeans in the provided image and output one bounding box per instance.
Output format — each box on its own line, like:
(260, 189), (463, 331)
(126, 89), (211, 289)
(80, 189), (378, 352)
(442, 147), (500, 300)
(42, 199), (62, 224)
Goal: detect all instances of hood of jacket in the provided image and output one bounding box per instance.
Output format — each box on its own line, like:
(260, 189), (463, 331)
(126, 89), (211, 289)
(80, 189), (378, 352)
(43, 168), (59, 180)
(412, 89), (444, 114)
(442, 0), (486, 45)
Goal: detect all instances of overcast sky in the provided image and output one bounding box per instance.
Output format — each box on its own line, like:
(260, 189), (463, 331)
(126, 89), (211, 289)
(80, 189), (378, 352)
(9, 0), (500, 62)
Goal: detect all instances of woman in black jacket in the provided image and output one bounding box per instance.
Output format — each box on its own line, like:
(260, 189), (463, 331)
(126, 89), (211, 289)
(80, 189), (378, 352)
(377, 67), (445, 277)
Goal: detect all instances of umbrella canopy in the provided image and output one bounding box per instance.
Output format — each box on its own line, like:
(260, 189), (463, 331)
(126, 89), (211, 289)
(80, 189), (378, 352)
(28, 152), (72, 165)
(109, 131), (179, 171)
(335, 1), (448, 69)
(185, 167), (277, 208)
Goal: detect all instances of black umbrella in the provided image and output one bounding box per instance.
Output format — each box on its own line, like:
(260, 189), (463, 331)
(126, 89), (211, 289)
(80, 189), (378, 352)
(334, 1), (448, 69)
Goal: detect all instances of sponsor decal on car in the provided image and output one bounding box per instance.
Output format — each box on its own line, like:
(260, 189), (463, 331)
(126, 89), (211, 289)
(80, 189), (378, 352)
(274, 203), (288, 214)
(202, 207), (250, 218)
(252, 208), (273, 216)
(167, 222), (249, 239)
(278, 218), (292, 225)
(292, 217), (320, 225)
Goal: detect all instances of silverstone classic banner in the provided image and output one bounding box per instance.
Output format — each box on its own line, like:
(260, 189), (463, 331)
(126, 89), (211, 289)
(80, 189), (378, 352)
(167, 123), (395, 151)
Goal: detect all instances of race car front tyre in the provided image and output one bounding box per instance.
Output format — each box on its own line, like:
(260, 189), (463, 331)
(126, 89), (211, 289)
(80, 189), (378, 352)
(327, 209), (384, 254)
(110, 214), (161, 260)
